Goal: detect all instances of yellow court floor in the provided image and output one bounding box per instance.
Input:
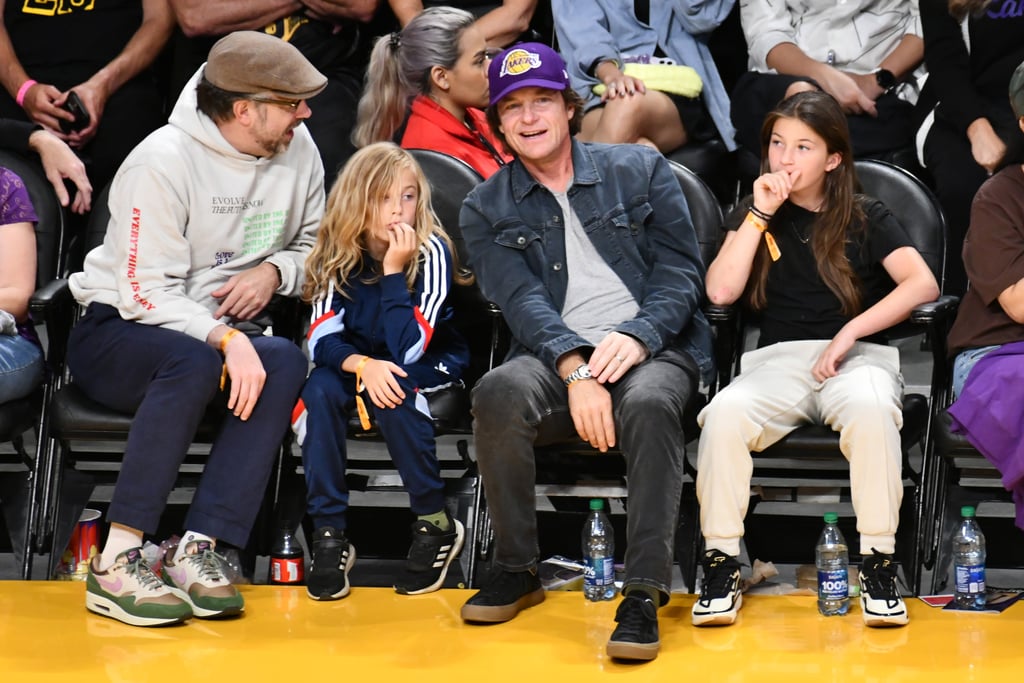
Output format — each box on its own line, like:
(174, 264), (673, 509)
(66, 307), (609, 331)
(0, 582), (1020, 682)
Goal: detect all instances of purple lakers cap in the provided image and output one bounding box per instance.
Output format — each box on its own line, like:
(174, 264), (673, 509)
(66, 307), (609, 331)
(488, 42), (570, 107)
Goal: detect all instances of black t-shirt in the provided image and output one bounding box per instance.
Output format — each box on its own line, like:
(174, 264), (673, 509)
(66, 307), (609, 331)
(5, 0), (143, 86)
(726, 198), (914, 347)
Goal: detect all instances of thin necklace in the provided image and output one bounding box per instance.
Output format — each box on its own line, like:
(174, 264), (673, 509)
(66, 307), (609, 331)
(790, 220), (811, 244)
(789, 200), (824, 244)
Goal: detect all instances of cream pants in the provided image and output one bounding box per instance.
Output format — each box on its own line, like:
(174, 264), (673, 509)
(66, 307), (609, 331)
(696, 340), (904, 556)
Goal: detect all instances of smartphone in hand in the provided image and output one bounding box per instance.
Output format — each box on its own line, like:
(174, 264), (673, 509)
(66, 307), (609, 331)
(59, 91), (90, 134)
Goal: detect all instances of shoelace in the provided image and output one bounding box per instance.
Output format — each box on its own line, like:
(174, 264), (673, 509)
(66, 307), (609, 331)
(124, 557), (168, 592)
(615, 596), (657, 628)
(313, 539), (349, 570)
(406, 524), (449, 567)
(701, 555), (740, 599)
(862, 551), (900, 600)
(183, 548), (228, 583)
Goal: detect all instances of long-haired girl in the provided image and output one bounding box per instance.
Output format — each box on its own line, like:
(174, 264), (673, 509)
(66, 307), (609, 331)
(294, 142), (469, 601)
(692, 91), (938, 629)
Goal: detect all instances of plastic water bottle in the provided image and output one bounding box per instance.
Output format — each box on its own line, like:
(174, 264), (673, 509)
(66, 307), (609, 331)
(953, 505), (987, 610)
(816, 512), (849, 616)
(582, 499), (616, 601)
(269, 522), (305, 585)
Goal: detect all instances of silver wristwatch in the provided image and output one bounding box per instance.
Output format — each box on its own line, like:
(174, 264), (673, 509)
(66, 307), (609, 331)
(563, 363), (593, 387)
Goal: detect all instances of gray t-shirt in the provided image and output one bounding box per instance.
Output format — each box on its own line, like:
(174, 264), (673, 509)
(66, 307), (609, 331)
(554, 189), (639, 346)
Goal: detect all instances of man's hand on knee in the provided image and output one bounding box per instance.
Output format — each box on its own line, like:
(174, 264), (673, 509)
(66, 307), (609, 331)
(568, 380), (616, 452)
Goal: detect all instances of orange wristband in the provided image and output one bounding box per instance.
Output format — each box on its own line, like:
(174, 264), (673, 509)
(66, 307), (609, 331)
(746, 211), (781, 262)
(219, 328), (241, 354)
(354, 356), (372, 431)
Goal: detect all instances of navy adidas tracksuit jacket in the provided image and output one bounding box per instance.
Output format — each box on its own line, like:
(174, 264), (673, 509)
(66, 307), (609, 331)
(294, 234), (469, 528)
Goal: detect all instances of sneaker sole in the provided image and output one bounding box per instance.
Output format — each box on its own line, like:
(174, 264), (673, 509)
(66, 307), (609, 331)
(692, 592), (742, 626)
(861, 599), (908, 627)
(86, 592), (191, 627)
(460, 586), (546, 623)
(606, 639), (660, 661)
(308, 545), (357, 601)
(395, 520), (465, 596)
(165, 586), (244, 619)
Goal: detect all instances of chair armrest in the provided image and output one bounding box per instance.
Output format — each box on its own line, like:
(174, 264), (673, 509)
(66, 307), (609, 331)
(909, 295), (959, 325)
(703, 302), (737, 325)
(29, 278), (72, 319)
(29, 279), (76, 375)
(265, 295), (308, 345)
(703, 302), (741, 393)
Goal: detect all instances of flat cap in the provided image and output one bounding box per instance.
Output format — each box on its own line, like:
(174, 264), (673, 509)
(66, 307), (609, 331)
(204, 31), (328, 101)
(1011, 58), (1024, 119)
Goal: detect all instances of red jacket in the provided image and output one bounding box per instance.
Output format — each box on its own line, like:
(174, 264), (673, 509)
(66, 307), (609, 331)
(400, 95), (511, 179)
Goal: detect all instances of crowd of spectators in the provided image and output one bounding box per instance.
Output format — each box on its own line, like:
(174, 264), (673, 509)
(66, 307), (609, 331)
(2, 0), (1024, 663)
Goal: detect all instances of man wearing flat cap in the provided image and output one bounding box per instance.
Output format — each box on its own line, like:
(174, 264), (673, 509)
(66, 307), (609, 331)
(459, 43), (711, 662)
(67, 31), (326, 628)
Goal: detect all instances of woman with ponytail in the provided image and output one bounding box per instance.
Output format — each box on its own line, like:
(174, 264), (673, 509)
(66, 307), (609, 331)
(352, 6), (510, 177)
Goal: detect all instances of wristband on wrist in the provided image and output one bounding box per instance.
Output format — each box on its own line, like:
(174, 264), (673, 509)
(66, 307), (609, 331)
(749, 205), (774, 222)
(219, 328), (241, 354)
(354, 356), (373, 431)
(745, 211), (781, 262)
(15, 79), (37, 107)
(218, 328), (242, 390)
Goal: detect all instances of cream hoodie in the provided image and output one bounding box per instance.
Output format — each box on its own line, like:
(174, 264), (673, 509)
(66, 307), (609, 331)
(69, 66), (325, 342)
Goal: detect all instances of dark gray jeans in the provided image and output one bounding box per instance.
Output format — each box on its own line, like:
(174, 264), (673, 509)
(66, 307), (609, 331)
(471, 348), (698, 602)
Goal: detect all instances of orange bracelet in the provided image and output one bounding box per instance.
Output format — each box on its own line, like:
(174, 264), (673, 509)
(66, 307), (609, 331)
(219, 328), (241, 354)
(354, 356), (373, 431)
(746, 211), (781, 262)
(218, 329), (241, 391)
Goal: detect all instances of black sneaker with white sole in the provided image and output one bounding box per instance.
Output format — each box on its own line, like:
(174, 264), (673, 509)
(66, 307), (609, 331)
(859, 548), (908, 627)
(306, 527), (356, 601)
(393, 514), (465, 595)
(692, 549), (743, 626)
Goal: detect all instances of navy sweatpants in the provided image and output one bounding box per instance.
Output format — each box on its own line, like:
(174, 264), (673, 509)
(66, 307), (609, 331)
(300, 360), (452, 531)
(67, 303), (308, 547)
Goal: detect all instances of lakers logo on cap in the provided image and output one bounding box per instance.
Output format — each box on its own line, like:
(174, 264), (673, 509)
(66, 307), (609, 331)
(499, 48), (542, 78)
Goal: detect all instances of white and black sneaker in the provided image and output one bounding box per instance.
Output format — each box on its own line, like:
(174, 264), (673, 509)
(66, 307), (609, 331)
(394, 513), (464, 595)
(859, 548), (908, 627)
(692, 549), (743, 626)
(306, 527), (356, 601)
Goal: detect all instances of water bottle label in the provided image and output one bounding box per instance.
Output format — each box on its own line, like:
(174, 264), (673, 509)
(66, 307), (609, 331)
(271, 557), (304, 584)
(955, 564), (986, 596)
(817, 568), (848, 600)
(584, 557), (614, 587)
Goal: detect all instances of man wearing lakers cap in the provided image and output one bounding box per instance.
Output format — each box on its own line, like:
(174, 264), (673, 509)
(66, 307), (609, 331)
(459, 42), (712, 662)
(68, 31), (324, 627)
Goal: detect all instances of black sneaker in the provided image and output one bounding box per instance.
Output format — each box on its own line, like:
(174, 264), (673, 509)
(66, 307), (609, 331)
(606, 593), (660, 661)
(306, 527), (356, 601)
(691, 549), (743, 626)
(393, 513), (465, 595)
(859, 548), (908, 627)
(461, 567), (546, 623)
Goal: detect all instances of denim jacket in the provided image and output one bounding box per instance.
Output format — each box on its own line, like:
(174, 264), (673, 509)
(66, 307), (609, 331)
(460, 140), (714, 383)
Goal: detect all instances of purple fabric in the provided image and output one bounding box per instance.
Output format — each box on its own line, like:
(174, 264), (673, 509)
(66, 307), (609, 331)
(948, 339), (1024, 529)
(1, 166), (38, 226)
(2, 166), (40, 347)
